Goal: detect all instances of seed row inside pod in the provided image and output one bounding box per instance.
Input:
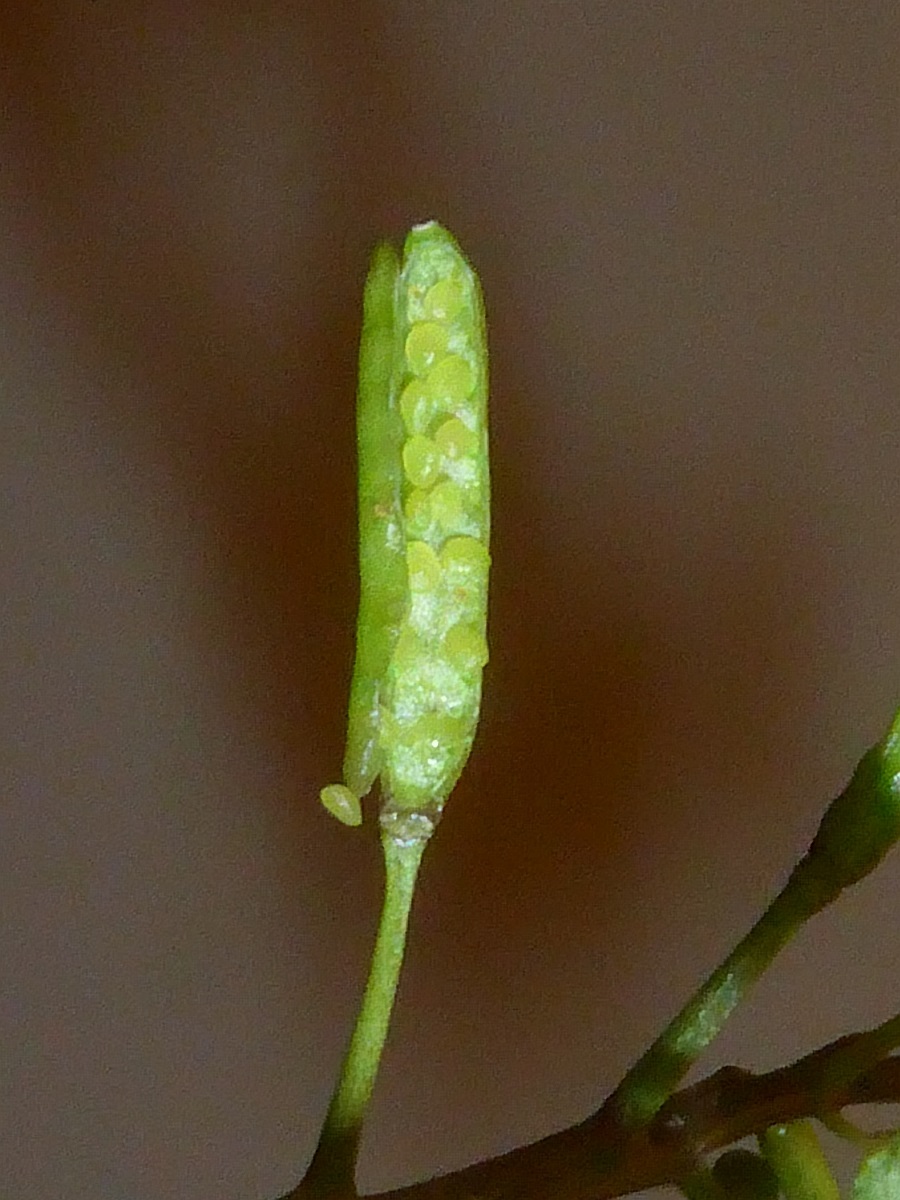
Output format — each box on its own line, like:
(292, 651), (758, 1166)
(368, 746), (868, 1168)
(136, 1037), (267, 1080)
(381, 222), (491, 814)
(319, 222), (490, 829)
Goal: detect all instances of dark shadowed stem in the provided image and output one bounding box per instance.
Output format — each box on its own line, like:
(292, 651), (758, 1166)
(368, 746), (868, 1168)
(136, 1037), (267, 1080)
(354, 1034), (900, 1200)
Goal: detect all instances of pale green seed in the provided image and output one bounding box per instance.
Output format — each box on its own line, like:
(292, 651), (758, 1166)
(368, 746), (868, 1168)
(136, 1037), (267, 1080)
(406, 322), (450, 376)
(319, 783), (363, 827)
(388, 710), (468, 804)
(391, 624), (427, 670)
(406, 540), (442, 591)
(426, 354), (475, 406)
(414, 710), (465, 754)
(423, 277), (465, 323)
(404, 487), (434, 538)
(434, 416), (478, 461)
(440, 537), (491, 621)
(429, 479), (466, 532)
(402, 434), (441, 488)
(399, 378), (435, 435)
(388, 649), (468, 722)
(443, 623), (489, 671)
(441, 535), (491, 574)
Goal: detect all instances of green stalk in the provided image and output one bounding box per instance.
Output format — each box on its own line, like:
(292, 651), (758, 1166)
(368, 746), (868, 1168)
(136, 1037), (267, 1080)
(604, 863), (829, 1129)
(604, 704), (900, 1131)
(299, 831), (427, 1199)
(821, 1010), (900, 1095)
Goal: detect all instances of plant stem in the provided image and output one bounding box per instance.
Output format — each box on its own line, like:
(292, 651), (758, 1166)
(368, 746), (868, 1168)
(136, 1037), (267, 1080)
(352, 1037), (900, 1200)
(821, 1010), (900, 1094)
(300, 829), (428, 1199)
(601, 705), (900, 1132)
(601, 857), (834, 1130)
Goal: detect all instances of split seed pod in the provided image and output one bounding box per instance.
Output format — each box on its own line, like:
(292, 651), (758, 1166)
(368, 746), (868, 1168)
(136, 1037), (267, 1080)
(320, 221), (490, 827)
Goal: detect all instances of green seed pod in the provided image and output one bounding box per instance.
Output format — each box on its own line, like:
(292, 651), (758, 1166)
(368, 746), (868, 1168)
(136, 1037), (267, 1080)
(320, 221), (489, 828)
(342, 241), (409, 803)
(805, 706), (900, 895)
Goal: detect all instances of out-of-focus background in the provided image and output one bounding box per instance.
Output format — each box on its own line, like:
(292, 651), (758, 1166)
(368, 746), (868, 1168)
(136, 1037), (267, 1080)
(2, 5), (899, 1198)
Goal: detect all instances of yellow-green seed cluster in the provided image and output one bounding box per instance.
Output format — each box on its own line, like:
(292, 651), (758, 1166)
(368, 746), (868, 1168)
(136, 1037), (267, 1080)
(381, 223), (490, 811)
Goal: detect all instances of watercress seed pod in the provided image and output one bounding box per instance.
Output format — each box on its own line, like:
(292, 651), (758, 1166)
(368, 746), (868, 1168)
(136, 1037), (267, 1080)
(320, 222), (490, 827)
(805, 707), (900, 894)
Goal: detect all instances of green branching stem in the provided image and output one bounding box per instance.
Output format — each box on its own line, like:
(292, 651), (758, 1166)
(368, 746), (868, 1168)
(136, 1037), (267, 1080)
(298, 830), (428, 1200)
(821, 1010), (900, 1095)
(601, 860), (832, 1130)
(349, 1035), (900, 1200)
(602, 706), (900, 1131)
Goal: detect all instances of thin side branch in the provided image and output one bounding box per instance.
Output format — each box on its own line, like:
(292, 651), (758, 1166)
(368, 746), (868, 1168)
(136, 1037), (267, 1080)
(362, 1034), (900, 1200)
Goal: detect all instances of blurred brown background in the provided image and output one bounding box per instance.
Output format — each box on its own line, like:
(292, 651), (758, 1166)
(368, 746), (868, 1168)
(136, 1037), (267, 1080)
(2, 4), (900, 1198)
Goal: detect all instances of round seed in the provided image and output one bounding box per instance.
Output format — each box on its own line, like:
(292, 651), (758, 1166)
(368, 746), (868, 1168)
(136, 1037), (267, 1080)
(417, 711), (463, 752)
(429, 479), (466, 532)
(443, 623), (489, 672)
(406, 322), (450, 376)
(426, 354), (475, 406)
(402, 434), (441, 488)
(404, 487), (434, 537)
(400, 378), (434, 435)
(423, 277), (465, 323)
(391, 624), (427, 670)
(441, 535), (491, 574)
(440, 537), (490, 620)
(434, 416), (478, 461)
(406, 540), (442, 591)
(392, 711), (466, 778)
(319, 783), (363, 827)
